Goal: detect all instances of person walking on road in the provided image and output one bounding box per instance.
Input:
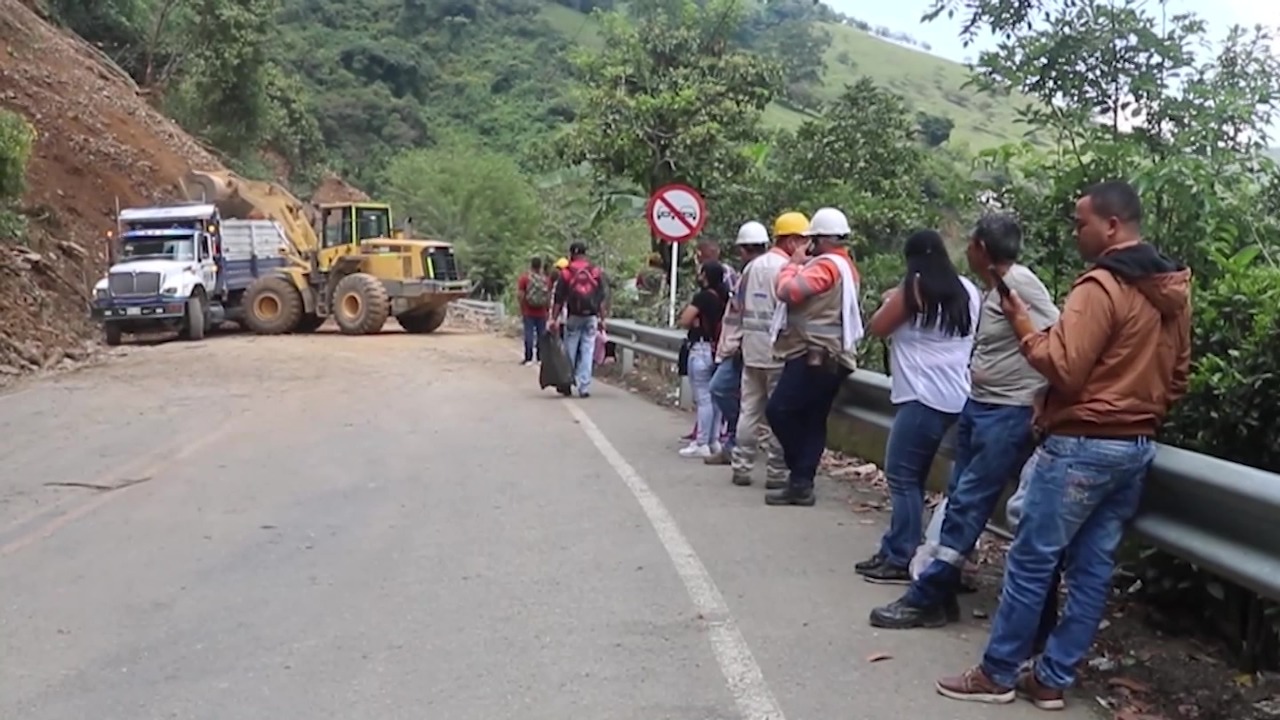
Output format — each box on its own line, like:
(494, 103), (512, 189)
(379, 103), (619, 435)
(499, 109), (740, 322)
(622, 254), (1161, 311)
(550, 242), (608, 398)
(937, 180), (1192, 710)
(869, 214), (1058, 625)
(716, 214), (799, 488)
(858, 229), (981, 583)
(517, 256), (553, 366)
(764, 207), (864, 507)
(677, 261), (730, 458)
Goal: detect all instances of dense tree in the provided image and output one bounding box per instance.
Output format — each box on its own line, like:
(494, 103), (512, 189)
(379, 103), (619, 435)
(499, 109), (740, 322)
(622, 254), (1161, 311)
(558, 0), (783, 254)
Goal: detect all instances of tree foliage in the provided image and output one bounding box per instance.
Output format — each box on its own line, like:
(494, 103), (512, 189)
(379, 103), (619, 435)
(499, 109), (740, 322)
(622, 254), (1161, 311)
(558, 0), (783, 211)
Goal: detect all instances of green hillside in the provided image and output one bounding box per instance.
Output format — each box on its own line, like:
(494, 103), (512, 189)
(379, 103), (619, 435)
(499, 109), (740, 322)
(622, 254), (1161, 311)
(538, 2), (1038, 150)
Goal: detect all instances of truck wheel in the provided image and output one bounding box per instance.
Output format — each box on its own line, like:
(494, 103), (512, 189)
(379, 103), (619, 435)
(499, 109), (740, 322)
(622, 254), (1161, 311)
(333, 273), (390, 335)
(182, 294), (206, 341)
(294, 314), (325, 333)
(396, 307), (448, 334)
(104, 324), (123, 347)
(244, 276), (303, 335)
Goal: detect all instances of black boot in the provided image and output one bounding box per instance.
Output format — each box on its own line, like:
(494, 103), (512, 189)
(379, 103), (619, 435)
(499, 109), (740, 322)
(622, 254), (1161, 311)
(869, 597), (951, 629)
(764, 486), (815, 506)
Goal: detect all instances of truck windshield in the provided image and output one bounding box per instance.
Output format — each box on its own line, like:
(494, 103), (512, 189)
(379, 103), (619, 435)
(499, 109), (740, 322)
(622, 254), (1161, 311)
(120, 237), (196, 262)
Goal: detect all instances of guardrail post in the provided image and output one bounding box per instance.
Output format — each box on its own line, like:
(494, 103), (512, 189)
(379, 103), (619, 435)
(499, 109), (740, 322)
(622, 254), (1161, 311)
(679, 376), (692, 410)
(620, 345), (635, 374)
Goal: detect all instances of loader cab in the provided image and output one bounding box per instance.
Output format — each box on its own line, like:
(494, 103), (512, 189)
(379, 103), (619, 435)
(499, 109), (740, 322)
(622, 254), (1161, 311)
(317, 203), (393, 249)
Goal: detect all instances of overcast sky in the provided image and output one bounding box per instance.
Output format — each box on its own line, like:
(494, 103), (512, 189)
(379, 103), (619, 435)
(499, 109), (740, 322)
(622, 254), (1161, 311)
(827, 0), (1277, 63)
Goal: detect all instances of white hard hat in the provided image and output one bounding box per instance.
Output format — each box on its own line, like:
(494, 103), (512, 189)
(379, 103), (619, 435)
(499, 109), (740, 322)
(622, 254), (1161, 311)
(804, 207), (851, 237)
(734, 220), (769, 246)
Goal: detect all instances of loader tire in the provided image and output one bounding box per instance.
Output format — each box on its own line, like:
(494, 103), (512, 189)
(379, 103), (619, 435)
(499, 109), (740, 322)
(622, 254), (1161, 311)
(244, 275), (303, 335)
(333, 273), (390, 335)
(396, 307), (447, 334)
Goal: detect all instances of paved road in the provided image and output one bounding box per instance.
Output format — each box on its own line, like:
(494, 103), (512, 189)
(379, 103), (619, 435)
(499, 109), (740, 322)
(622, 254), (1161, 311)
(0, 326), (1097, 720)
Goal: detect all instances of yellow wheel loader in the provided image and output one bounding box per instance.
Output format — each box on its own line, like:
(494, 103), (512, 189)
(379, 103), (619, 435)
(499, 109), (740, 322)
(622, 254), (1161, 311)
(182, 170), (472, 336)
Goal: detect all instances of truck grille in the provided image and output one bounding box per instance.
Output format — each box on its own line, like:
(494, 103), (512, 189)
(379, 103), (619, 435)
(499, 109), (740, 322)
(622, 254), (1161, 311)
(423, 248), (460, 281)
(108, 271), (162, 296)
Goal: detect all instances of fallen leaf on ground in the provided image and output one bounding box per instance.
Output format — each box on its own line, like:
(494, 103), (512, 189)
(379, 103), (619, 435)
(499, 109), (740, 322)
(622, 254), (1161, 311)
(866, 652), (892, 663)
(1109, 677), (1152, 694)
(1114, 708), (1167, 720)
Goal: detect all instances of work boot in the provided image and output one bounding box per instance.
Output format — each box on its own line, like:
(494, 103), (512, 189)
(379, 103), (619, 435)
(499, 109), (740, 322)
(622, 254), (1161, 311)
(854, 553), (885, 574)
(764, 477), (788, 490)
(764, 486), (815, 506)
(868, 596), (959, 629)
(731, 471), (752, 486)
(861, 560), (911, 585)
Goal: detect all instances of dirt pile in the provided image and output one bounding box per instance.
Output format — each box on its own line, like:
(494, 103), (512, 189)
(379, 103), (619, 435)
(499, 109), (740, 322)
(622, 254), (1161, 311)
(0, 0), (225, 382)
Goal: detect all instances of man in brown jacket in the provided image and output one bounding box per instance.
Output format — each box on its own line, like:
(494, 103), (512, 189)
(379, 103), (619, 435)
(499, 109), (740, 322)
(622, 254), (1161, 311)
(936, 180), (1191, 710)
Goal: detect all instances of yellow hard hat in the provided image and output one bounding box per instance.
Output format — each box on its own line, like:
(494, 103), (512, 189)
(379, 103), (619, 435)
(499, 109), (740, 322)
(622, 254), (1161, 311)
(555, 257), (569, 269)
(773, 212), (809, 238)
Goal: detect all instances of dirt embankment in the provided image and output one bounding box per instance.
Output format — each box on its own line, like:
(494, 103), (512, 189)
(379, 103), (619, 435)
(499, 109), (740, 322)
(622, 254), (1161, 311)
(0, 0), (227, 380)
(0, 1), (368, 384)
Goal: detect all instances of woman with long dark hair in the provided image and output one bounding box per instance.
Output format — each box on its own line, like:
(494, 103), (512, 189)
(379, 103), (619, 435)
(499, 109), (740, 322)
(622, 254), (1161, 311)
(677, 260), (730, 458)
(857, 229), (981, 585)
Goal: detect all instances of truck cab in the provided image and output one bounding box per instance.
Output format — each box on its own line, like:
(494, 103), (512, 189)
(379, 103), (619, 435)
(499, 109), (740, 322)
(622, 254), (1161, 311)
(91, 203), (222, 346)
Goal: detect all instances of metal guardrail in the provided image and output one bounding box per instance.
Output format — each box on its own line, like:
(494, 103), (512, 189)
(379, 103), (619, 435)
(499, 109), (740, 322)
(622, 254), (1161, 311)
(606, 319), (1280, 603)
(453, 298), (505, 321)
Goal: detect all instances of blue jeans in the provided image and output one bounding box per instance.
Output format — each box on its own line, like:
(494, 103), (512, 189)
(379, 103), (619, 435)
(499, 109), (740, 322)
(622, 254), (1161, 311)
(522, 315), (547, 362)
(905, 399), (1033, 607)
(709, 356), (742, 450)
(688, 342), (721, 446)
(982, 435), (1156, 689)
(563, 315), (598, 395)
(878, 401), (959, 568)
(765, 356), (849, 492)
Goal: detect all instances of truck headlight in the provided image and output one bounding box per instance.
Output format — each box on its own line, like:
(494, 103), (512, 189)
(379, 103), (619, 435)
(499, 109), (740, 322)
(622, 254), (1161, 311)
(95, 289), (109, 301)
(161, 286), (179, 296)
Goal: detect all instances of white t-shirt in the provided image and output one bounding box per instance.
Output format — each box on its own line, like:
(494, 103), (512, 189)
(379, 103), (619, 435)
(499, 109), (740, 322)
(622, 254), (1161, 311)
(889, 277), (982, 414)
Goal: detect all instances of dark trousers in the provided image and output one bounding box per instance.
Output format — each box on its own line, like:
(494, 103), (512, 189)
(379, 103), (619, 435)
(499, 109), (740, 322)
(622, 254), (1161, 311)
(522, 315), (547, 362)
(765, 356), (849, 492)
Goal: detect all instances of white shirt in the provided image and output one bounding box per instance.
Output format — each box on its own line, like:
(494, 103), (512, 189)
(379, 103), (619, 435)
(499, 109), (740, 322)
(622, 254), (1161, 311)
(889, 277), (981, 414)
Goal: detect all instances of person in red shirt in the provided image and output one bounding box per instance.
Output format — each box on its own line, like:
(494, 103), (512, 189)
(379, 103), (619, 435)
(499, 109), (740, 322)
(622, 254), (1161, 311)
(517, 256), (553, 365)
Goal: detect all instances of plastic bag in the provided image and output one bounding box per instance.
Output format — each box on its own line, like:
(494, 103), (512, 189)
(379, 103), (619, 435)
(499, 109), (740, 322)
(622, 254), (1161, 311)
(593, 327), (608, 366)
(910, 496), (948, 581)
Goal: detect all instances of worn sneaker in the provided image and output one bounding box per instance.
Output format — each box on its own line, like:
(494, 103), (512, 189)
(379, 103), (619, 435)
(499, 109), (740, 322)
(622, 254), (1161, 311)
(679, 443), (713, 458)
(935, 666), (1015, 704)
(1016, 668), (1066, 710)
(704, 449), (731, 466)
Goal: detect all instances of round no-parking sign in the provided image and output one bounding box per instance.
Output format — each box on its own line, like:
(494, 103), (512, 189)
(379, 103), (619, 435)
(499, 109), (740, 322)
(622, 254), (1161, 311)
(646, 184), (707, 243)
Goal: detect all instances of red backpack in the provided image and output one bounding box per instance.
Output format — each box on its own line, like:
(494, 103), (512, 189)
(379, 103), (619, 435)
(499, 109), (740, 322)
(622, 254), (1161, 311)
(562, 261), (603, 316)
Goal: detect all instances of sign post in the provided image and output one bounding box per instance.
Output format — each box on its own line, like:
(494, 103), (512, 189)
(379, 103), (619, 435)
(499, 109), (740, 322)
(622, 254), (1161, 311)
(645, 183), (707, 327)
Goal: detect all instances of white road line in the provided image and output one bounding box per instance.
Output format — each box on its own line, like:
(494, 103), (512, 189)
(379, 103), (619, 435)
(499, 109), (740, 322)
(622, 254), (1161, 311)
(564, 401), (787, 720)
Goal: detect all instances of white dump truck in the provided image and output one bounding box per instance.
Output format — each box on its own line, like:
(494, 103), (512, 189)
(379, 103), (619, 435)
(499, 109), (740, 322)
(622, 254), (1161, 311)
(90, 203), (290, 346)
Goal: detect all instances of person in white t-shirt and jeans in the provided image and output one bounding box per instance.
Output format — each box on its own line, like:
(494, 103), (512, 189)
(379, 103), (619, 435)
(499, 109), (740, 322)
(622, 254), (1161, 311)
(858, 229), (981, 585)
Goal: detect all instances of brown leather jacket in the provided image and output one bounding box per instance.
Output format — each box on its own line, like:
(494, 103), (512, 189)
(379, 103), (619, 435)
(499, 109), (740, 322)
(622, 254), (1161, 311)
(1021, 242), (1192, 438)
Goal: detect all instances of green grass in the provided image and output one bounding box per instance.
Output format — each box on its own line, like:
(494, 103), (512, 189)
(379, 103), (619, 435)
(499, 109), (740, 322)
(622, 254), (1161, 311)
(538, 3), (1039, 149)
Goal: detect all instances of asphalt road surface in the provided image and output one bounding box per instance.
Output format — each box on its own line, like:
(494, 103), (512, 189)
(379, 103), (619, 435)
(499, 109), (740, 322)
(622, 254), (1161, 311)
(0, 325), (1098, 720)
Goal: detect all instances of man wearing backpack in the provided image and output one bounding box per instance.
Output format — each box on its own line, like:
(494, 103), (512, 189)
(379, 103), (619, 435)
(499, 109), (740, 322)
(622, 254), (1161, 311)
(550, 242), (609, 398)
(517, 256), (553, 366)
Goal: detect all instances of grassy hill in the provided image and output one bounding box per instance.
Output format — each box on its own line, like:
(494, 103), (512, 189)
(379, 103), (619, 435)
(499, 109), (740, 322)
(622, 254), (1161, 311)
(538, 2), (1037, 150)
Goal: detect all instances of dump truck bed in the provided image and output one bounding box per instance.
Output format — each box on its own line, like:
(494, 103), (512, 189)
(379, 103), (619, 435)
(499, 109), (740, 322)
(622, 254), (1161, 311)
(221, 220), (289, 292)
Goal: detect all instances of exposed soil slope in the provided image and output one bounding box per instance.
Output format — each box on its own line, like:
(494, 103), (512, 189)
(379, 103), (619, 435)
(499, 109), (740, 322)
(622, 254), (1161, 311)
(0, 0), (229, 380)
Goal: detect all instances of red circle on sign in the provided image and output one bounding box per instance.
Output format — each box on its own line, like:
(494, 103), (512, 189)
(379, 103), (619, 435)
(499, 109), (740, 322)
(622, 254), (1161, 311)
(646, 183), (707, 244)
